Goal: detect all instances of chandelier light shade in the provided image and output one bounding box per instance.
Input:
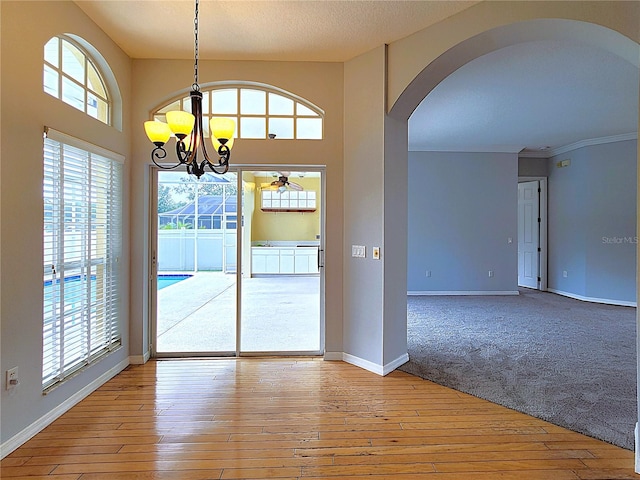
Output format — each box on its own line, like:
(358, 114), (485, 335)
(143, 0), (235, 177)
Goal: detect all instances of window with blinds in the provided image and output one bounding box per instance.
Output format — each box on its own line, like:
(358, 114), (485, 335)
(43, 128), (123, 390)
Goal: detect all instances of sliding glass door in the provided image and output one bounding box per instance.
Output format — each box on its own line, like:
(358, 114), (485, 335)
(152, 168), (323, 356)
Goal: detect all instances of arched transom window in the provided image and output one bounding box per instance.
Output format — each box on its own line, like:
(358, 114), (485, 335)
(153, 86), (323, 140)
(43, 36), (110, 125)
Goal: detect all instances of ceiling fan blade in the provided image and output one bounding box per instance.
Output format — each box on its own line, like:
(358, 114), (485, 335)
(288, 181), (304, 191)
(279, 171), (291, 178)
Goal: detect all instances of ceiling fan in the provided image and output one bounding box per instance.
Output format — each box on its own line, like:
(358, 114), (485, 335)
(261, 172), (303, 193)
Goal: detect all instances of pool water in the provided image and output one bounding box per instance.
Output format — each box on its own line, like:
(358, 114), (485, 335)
(157, 274), (192, 290)
(45, 274), (191, 298)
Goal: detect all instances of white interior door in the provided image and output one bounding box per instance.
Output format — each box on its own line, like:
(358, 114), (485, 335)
(518, 181), (540, 289)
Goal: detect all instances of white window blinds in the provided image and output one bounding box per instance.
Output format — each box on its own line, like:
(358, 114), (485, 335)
(43, 128), (123, 390)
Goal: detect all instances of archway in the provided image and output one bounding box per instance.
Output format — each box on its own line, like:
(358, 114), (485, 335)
(385, 15), (640, 467)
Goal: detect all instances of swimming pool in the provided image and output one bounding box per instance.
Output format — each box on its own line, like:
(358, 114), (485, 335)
(45, 274), (192, 297)
(157, 274), (192, 290)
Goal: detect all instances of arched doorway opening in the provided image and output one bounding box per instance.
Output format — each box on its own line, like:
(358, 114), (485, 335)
(387, 15), (640, 456)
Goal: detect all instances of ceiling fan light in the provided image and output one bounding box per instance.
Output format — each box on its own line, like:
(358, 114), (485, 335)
(210, 117), (236, 144)
(144, 120), (171, 146)
(166, 110), (195, 137)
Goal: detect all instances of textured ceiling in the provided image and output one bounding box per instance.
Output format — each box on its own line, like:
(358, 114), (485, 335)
(74, 1), (639, 153)
(74, 0), (478, 62)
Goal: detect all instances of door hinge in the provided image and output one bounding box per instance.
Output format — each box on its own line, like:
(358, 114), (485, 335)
(537, 276), (541, 282)
(537, 217), (541, 222)
(538, 247), (541, 252)
(538, 187), (541, 193)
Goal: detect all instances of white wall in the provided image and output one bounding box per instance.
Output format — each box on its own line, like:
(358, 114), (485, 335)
(407, 152), (519, 294)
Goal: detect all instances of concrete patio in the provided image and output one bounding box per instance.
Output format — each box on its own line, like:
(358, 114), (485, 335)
(156, 272), (321, 354)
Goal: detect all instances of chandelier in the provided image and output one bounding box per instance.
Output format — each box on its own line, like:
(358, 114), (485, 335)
(143, 0), (235, 178)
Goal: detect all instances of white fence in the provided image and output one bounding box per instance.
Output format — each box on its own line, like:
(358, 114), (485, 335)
(158, 229), (236, 273)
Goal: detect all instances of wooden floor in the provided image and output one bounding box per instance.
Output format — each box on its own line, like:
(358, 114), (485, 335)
(1, 358), (636, 479)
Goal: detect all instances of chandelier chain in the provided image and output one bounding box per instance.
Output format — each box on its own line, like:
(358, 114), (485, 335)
(193, 0), (199, 90)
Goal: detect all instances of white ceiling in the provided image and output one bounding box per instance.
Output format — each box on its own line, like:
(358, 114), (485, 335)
(409, 40), (640, 154)
(74, 1), (639, 155)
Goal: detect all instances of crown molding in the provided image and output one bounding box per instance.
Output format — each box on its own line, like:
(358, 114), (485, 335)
(519, 132), (638, 158)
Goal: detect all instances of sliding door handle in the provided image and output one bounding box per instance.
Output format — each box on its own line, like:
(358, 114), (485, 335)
(317, 248), (324, 269)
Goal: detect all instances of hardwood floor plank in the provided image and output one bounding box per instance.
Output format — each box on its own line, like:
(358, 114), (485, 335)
(79, 472), (226, 480)
(0, 476), (81, 480)
(1, 358), (634, 479)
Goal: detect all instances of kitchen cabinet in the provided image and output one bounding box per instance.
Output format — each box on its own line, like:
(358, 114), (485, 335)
(251, 246), (318, 274)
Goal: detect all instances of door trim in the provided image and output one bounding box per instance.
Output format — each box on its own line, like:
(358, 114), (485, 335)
(149, 165), (326, 358)
(518, 176), (547, 291)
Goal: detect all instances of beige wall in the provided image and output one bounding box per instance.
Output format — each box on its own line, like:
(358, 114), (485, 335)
(0, 1), (132, 445)
(129, 59), (344, 360)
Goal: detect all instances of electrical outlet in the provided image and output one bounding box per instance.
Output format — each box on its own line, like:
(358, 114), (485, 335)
(425, 270), (431, 277)
(6, 367), (18, 390)
(488, 270), (494, 278)
(563, 270), (568, 278)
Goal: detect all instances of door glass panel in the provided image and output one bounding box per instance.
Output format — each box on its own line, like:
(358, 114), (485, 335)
(155, 171), (238, 353)
(240, 170), (321, 352)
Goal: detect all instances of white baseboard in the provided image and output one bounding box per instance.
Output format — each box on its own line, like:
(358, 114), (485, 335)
(382, 353), (410, 375)
(635, 422), (640, 473)
(0, 358), (129, 459)
(547, 288), (637, 307)
(408, 290), (520, 296)
(342, 352), (409, 376)
(129, 351), (151, 365)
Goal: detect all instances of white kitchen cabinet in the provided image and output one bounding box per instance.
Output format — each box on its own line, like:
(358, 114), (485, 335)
(279, 249), (295, 273)
(294, 247), (318, 273)
(251, 246), (319, 275)
(252, 247), (280, 274)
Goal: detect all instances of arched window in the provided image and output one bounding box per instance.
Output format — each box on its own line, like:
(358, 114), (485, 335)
(43, 36), (110, 125)
(153, 85), (324, 140)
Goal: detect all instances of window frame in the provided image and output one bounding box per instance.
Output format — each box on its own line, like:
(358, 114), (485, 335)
(152, 85), (324, 141)
(43, 36), (111, 126)
(43, 127), (123, 391)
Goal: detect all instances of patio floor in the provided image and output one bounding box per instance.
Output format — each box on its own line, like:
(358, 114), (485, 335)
(156, 272), (321, 354)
